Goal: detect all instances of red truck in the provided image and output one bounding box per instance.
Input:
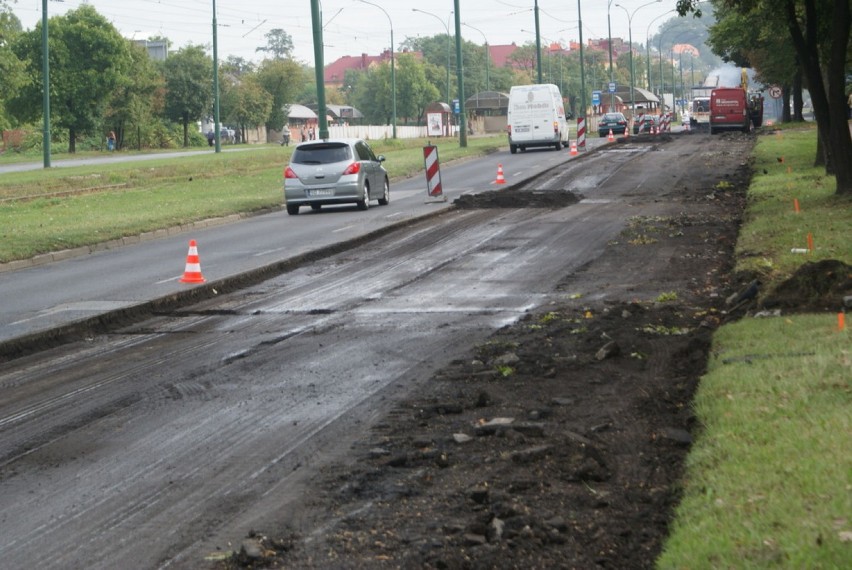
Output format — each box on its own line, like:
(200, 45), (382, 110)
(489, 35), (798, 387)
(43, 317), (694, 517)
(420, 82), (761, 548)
(710, 87), (751, 134)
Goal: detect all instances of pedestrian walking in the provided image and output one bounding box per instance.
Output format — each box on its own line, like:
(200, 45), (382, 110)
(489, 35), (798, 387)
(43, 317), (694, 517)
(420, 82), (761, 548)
(107, 131), (116, 151)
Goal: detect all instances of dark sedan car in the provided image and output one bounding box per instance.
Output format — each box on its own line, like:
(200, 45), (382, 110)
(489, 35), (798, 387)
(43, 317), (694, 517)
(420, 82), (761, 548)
(633, 114), (661, 134)
(598, 112), (628, 137)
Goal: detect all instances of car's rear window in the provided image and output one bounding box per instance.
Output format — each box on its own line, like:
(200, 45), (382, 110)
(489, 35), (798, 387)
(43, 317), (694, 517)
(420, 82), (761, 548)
(291, 143), (352, 165)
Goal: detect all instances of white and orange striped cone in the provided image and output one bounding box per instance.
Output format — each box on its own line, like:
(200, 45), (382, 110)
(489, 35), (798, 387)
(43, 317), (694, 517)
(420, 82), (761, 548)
(607, 129), (615, 142)
(494, 164), (506, 184)
(570, 140), (578, 156)
(179, 239), (206, 283)
(624, 125), (630, 139)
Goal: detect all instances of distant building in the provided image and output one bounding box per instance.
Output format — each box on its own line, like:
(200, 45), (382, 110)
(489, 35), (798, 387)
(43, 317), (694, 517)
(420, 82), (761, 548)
(324, 49), (422, 88)
(324, 38), (628, 88)
(132, 39), (168, 61)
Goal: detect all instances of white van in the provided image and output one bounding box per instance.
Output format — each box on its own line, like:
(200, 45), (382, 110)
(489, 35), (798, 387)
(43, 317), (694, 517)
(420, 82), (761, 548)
(507, 84), (570, 154)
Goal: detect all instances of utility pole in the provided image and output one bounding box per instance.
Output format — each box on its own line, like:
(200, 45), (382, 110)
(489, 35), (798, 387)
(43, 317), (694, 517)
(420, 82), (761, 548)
(41, 0), (51, 167)
(212, 0), (221, 152)
(311, 0), (328, 139)
(534, 1), (542, 83)
(454, 0), (467, 147)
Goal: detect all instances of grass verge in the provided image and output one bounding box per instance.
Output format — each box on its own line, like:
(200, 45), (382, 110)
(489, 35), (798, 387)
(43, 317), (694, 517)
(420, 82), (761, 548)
(657, 124), (851, 568)
(0, 136), (505, 263)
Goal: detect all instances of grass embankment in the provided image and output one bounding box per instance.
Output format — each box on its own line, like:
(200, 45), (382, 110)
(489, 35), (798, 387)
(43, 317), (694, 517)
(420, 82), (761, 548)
(0, 136), (505, 263)
(658, 124), (851, 568)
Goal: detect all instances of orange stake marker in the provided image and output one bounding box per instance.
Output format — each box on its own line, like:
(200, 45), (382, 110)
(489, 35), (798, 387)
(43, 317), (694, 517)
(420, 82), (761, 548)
(839, 313), (846, 332)
(807, 232), (814, 251)
(794, 198), (800, 213)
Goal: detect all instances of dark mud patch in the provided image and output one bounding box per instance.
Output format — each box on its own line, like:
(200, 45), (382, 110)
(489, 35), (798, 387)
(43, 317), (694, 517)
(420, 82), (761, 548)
(217, 133), (757, 570)
(762, 259), (851, 312)
(454, 189), (582, 209)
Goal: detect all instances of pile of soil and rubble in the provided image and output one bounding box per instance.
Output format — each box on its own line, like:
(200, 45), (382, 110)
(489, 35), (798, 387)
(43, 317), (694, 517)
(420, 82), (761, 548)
(218, 133), (845, 569)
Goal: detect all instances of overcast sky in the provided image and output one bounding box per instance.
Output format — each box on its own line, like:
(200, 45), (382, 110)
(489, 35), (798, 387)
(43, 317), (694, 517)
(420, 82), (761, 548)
(12, 0), (696, 65)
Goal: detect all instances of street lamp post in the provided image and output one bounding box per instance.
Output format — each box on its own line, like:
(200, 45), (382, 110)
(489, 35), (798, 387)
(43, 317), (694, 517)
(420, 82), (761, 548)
(212, 0), (221, 152)
(453, 0), (467, 147)
(534, 0), (542, 83)
(615, 0), (662, 119)
(462, 23), (489, 91)
(578, 0), (586, 134)
(357, 0), (396, 138)
(41, 0), (51, 167)
(646, 10), (674, 94)
(607, 0), (615, 112)
(413, 9), (452, 106)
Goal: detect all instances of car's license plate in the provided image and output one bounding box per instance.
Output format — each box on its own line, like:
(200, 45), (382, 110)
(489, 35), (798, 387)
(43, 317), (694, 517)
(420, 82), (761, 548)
(308, 189), (334, 197)
(514, 125), (530, 133)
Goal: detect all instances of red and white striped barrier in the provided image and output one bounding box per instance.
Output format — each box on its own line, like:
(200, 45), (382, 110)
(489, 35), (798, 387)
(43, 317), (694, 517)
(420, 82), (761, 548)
(423, 145), (445, 202)
(638, 113), (645, 134)
(577, 116), (586, 150)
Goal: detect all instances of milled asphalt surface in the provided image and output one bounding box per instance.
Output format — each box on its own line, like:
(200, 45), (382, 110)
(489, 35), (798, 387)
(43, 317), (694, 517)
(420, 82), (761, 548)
(0, 137), (617, 358)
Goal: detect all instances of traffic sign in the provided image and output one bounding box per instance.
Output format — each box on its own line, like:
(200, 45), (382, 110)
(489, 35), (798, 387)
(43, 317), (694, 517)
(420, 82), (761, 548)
(592, 90), (601, 105)
(608, 82), (616, 93)
(768, 85), (782, 99)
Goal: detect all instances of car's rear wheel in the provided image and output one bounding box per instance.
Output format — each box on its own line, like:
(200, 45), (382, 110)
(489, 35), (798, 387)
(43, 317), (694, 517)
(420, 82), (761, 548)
(378, 179), (389, 206)
(286, 204), (300, 215)
(510, 145), (517, 154)
(356, 182), (370, 210)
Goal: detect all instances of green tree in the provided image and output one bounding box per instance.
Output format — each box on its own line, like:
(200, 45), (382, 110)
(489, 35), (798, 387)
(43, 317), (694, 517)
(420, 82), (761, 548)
(255, 57), (303, 132)
(222, 55), (255, 76)
(678, 0), (851, 195)
(0, 3), (24, 130)
(255, 28), (293, 60)
(705, 4), (801, 122)
(9, 5), (132, 152)
(351, 64), (392, 125)
(163, 45), (212, 147)
(395, 53), (440, 123)
(106, 41), (165, 150)
(507, 43), (538, 83)
(220, 75), (272, 143)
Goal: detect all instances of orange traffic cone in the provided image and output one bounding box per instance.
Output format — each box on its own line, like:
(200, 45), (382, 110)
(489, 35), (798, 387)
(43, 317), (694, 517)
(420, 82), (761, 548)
(607, 129), (614, 142)
(494, 164), (506, 184)
(570, 140), (578, 156)
(624, 126), (630, 139)
(179, 239), (206, 283)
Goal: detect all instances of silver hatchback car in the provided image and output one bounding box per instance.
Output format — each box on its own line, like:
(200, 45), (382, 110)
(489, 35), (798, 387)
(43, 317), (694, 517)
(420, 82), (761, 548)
(283, 138), (389, 215)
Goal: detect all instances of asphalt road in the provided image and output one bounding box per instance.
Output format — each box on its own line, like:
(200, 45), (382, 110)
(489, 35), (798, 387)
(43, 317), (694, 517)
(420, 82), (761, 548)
(0, 139), (607, 349)
(0, 133), (699, 568)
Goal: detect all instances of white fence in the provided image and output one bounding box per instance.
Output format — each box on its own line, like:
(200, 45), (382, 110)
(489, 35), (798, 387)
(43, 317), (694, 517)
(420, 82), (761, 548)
(327, 124), (428, 140)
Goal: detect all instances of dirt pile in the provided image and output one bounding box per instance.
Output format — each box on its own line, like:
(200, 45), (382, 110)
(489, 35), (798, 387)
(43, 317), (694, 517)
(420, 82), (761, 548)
(217, 132), (833, 569)
(762, 259), (851, 311)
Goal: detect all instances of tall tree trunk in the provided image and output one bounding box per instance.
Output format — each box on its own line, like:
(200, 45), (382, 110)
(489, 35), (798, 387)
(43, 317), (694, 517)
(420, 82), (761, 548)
(792, 69), (804, 121)
(69, 128), (76, 154)
(785, 0), (852, 194)
(182, 112), (189, 148)
(824, 0), (852, 194)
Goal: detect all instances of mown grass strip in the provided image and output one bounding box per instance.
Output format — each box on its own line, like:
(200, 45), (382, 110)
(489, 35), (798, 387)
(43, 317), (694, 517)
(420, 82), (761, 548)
(658, 125), (851, 569)
(0, 136), (504, 263)
(733, 125), (851, 283)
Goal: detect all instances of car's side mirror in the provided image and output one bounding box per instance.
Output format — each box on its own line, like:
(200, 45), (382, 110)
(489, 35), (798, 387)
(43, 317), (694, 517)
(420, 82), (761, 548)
(377, 155), (386, 162)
